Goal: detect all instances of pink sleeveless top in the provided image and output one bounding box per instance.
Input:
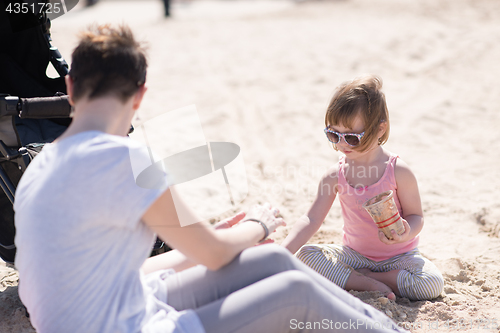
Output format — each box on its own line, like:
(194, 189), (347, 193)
(337, 154), (419, 261)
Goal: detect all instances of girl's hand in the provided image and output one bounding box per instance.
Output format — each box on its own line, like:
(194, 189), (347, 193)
(242, 202), (286, 236)
(378, 219), (412, 245)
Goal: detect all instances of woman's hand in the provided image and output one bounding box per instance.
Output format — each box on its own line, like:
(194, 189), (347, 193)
(213, 205), (285, 245)
(242, 203), (286, 238)
(378, 219), (412, 245)
(213, 207), (283, 244)
(213, 212), (246, 230)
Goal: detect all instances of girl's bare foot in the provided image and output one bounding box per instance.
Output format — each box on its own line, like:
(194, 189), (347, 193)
(347, 269), (396, 301)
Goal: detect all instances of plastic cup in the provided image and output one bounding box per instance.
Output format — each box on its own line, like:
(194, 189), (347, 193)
(362, 190), (405, 240)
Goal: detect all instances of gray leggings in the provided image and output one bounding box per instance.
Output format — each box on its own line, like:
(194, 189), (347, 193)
(164, 245), (407, 333)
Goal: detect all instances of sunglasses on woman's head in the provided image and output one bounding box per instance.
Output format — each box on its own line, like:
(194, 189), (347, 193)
(324, 128), (365, 147)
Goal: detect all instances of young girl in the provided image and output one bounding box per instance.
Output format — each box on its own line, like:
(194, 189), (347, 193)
(281, 75), (444, 301)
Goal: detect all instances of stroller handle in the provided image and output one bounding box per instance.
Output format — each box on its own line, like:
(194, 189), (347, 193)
(19, 95), (72, 119)
(0, 95), (72, 119)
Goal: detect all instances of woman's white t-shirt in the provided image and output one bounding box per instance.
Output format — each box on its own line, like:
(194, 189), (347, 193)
(14, 131), (204, 333)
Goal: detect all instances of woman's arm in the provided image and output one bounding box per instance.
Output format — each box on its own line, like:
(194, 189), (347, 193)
(379, 158), (424, 244)
(141, 188), (284, 271)
(281, 167), (338, 254)
(141, 249), (195, 275)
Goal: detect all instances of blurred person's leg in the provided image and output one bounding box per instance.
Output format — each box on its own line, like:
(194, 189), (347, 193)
(163, 0), (170, 16)
(86, 0), (99, 7)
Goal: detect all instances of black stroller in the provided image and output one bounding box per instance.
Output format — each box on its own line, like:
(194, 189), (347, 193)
(0, 5), (72, 264)
(0, 6), (167, 264)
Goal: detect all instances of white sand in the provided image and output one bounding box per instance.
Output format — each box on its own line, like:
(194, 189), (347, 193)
(2, 0), (500, 331)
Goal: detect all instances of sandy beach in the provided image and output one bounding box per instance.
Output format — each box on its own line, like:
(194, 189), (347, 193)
(2, 0), (500, 331)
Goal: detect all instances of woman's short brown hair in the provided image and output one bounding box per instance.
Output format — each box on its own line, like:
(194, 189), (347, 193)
(325, 74), (390, 152)
(69, 24), (147, 103)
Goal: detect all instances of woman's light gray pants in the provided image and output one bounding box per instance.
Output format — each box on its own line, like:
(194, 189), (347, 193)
(164, 245), (407, 333)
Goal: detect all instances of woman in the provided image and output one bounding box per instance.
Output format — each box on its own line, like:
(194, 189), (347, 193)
(14, 24), (407, 333)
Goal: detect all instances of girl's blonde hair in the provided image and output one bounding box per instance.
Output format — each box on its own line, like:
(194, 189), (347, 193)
(325, 74), (390, 152)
